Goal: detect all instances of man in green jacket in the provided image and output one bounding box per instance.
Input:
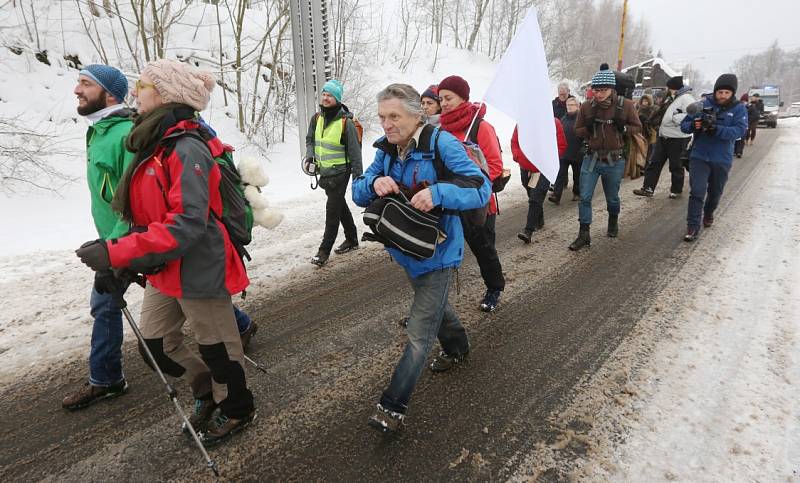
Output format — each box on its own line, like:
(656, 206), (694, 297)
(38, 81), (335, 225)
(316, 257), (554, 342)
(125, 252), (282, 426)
(63, 65), (134, 410)
(304, 79), (363, 267)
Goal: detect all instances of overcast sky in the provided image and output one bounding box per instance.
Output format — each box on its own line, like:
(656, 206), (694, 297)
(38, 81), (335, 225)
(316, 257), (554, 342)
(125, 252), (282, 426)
(627, 0), (799, 79)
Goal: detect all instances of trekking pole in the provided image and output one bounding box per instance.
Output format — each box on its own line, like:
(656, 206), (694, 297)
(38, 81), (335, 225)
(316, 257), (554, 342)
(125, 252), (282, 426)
(243, 355), (268, 374)
(110, 287), (220, 477)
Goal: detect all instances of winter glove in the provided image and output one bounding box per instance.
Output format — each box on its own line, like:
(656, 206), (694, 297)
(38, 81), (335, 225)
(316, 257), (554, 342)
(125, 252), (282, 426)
(692, 118), (704, 133)
(94, 271), (121, 294)
(94, 269), (145, 295)
(76, 239), (111, 272)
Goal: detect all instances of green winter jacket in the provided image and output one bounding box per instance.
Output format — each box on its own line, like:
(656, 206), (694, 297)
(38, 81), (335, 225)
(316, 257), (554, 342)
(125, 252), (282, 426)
(86, 109), (134, 240)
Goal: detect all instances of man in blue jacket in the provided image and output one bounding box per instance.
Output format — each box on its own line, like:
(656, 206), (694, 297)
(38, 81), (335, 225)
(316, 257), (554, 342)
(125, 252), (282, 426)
(680, 73), (748, 241)
(352, 83), (490, 432)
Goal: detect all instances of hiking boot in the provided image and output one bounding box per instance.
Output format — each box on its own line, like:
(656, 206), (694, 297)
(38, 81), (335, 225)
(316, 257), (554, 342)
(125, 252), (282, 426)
(517, 230), (532, 244)
(62, 380), (129, 410)
(311, 249), (329, 267)
(430, 350), (469, 373)
(367, 404), (405, 433)
(240, 321), (258, 352)
(607, 214), (619, 238)
(547, 194), (561, 205)
(184, 395), (218, 435)
(202, 410), (257, 447)
(703, 213), (714, 228)
(334, 239), (359, 255)
(568, 224), (591, 251)
(479, 289), (501, 312)
(633, 187), (654, 197)
(669, 192), (680, 199)
(683, 227), (700, 242)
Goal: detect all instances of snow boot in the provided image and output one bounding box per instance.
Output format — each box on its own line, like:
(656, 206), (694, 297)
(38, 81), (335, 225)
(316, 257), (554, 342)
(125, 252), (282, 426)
(547, 193), (561, 205)
(683, 226), (700, 242)
(334, 238), (359, 255)
(479, 289), (501, 312)
(633, 187), (654, 197)
(517, 230), (533, 244)
(607, 214), (619, 238)
(703, 213), (714, 228)
(568, 224), (591, 251)
(367, 404), (405, 433)
(62, 380), (129, 410)
(202, 410), (257, 447)
(311, 249), (330, 267)
(184, 394), (218, 435)
(430, 350), (469, 373)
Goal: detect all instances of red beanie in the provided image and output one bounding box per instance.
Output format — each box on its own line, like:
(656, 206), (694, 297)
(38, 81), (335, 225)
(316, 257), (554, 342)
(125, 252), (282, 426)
(438, 75), (470, 101)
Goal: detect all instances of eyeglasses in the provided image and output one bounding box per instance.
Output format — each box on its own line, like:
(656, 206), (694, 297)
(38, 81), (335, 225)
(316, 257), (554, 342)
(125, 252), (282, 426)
(135, 79), (156, 91)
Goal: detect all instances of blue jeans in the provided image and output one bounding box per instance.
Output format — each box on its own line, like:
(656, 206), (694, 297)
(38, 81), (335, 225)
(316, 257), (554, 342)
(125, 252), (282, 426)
(89, 288), (124, 386)
(578, 156), (625, 225)
(687, 158), (731, 229)
(380, 268), (469, 414)
(233, 305), (251, 334)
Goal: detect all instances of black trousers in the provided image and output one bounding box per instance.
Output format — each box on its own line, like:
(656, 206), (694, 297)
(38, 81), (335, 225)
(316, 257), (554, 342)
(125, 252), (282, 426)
(463, 214), (505, 291)
(319, 172), (357, 253)
(520, 169), (549, 231)
(641, 136), (690, 194)
(552, 158), (581, 199)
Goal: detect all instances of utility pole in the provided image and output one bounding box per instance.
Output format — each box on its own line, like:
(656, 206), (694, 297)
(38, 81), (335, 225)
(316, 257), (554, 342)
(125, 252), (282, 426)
(289, 0), (332, 157)
(617, 0), (628, 71)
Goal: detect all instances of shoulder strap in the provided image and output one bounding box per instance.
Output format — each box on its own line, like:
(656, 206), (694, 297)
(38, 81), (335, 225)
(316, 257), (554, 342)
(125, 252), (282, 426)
(467, 117), (483, 144)
(431, 128), (449, 181)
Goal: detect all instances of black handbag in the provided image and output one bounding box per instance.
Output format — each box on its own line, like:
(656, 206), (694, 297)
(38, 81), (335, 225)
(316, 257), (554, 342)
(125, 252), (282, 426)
(363, 193), (446, 260)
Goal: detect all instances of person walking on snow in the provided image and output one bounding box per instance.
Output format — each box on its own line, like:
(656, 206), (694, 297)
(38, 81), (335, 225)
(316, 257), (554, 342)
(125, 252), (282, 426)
(680, 73), (748, 242)
(511, 118), (567, 243)
(633, 75), (694, 199)
(420, 84), (442, 127)
(352, 83), (490, 432)
(75, 59), (257, 445)
(569, 63), (642, 251)
(438, 75), (505, 313)
(549, 97), (583, 204)
(62, 65), (134, 411)
(304, 79), (363, 267)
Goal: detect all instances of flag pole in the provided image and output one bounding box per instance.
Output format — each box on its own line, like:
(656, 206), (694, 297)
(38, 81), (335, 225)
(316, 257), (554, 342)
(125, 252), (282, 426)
(463, 100), (485, 142)
(617, 0), (628, 71)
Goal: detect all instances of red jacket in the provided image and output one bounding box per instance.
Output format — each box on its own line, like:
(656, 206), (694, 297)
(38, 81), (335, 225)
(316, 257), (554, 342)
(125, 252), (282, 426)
(107, 120), (248, 299)
(511, 118), (567, 173)
(441, 104), (504, 215)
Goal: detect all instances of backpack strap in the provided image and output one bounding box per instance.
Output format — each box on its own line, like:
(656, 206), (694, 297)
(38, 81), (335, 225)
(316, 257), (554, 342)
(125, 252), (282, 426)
(466, 117), (483, 144)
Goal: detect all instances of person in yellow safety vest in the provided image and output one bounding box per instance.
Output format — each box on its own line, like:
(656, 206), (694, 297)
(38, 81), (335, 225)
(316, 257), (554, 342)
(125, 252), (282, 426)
(304, 79), (363, 267)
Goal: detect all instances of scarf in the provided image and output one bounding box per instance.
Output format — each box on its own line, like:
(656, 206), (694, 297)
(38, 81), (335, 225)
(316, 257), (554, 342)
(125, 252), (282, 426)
(112, 103), (197, 221)
(440, 101), (482, 136)
(320, 103), (341, 124)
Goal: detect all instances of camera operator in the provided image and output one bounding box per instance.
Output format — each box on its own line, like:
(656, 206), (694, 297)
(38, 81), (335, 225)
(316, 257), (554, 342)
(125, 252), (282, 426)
(679, 74), (748, 242)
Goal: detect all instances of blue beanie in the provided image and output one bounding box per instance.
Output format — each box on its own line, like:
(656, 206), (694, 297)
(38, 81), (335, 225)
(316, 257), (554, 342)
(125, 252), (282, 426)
(322, 79), (344, 103)
(591, 63), (616, 89)
(79, 64), (129, 103)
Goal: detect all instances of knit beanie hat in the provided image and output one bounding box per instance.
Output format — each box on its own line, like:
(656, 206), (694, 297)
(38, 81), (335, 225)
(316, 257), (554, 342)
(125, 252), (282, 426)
(79, 64), (128, 103)
(322, 79), (344, 103)
(666, 75), (684, 90)
(713, 73), (738, 94)
(591, 63), (616, 88)
(438, 75), (470, 101)
(141, 59), (216, 112)
(421, 84), (440, 101)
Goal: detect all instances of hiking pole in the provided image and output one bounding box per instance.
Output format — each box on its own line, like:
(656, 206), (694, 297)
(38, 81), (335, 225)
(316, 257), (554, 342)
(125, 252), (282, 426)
(109, 285), (220, 477)
(243, 354), (268, 374)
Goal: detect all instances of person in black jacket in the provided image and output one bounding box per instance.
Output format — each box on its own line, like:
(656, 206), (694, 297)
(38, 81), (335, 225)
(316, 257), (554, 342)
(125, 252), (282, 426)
(552, 82), (575, 119)
(746, 94), (761, 145)
(549, 97), (582, 204)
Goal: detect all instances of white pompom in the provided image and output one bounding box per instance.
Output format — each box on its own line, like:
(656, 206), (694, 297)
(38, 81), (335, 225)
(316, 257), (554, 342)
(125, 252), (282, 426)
(239, 157), (269, 187)
(253, 207), (283, 229)
(244, 185), (269, 209)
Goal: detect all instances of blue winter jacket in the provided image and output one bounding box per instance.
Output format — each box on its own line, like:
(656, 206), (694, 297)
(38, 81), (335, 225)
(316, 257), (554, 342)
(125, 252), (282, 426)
(680, 97), (748, 165)
(352, 125), (491, 278)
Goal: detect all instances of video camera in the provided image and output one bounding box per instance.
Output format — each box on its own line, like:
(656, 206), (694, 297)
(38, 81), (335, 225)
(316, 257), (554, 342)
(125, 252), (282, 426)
(686, 101), (717, 134)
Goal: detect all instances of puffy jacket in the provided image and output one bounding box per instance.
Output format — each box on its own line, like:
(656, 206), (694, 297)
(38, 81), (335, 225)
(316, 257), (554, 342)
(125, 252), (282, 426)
(659, 88), (694, 138)
(86, 109), (134, 240)
(443, 114), (503, 215)
(680, 97), (748, 166)
(575, 93), (642, 152)
(352, 125), (491, 279)
(559, 112), (583, 161)
(107, 120), (248, 299)
(304, 104), (363, 179)
(510, 119), (567, 173)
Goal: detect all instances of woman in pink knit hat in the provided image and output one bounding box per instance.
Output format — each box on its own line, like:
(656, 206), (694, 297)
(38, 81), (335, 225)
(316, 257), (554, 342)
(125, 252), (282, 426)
(76, 59), (257, 446)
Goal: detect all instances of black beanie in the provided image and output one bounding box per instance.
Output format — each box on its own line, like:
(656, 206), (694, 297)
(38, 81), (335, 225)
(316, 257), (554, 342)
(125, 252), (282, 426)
(666, 76), (683, 90)
(714, 73), (738, 94)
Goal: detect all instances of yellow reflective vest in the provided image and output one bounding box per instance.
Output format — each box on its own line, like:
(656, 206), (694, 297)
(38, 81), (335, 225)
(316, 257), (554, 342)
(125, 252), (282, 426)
(314, 115), (348, 168)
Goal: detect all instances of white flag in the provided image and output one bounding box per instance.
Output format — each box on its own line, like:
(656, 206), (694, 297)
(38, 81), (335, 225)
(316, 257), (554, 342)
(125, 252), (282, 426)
(484, 7), (559, 183)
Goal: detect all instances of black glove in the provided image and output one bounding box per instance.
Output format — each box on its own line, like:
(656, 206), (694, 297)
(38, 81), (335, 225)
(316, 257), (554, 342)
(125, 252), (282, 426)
(76, 239), (110, 272)
(94, 270), (121, 294)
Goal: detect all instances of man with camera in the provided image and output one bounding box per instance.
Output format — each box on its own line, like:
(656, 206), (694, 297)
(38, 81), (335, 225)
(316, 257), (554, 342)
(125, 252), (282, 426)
(352, 83), (490, 432)
(680, 74), (748, 242)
